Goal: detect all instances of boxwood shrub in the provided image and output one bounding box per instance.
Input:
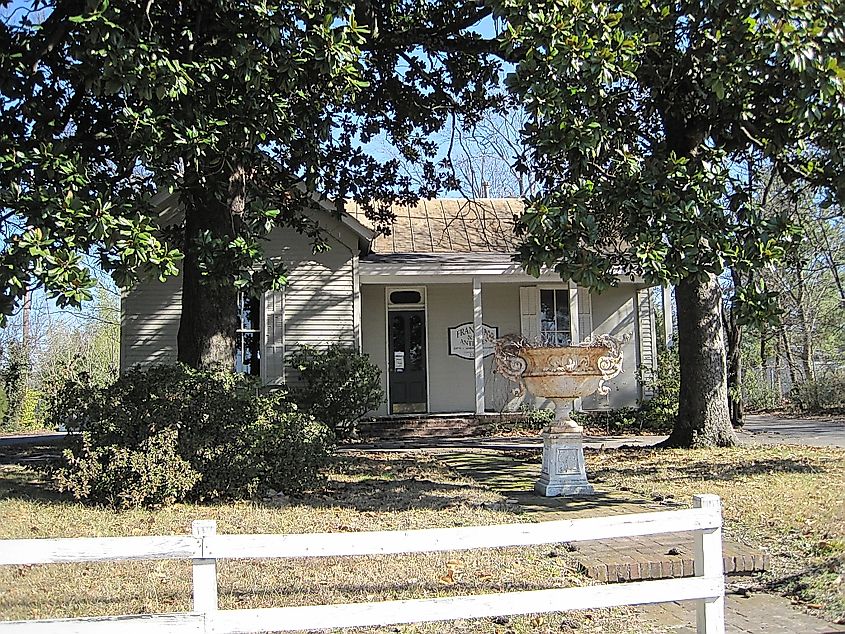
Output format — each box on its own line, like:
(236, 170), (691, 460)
(45, 364), (333, 508)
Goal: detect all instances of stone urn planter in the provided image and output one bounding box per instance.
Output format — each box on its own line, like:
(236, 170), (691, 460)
(494, 334), (627, 496)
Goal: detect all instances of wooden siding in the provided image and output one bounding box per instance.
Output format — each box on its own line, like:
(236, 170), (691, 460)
(120, 212), (360, 385)
(121, 273), (182, 369)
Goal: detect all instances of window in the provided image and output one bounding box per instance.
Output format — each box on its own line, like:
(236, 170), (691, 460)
(540, 289), (571, 346)
(236, 293), (261, 376)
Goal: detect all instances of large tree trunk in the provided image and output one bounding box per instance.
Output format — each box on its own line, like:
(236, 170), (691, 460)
(663, 273), (736, 447)
(725, 269), (744, 428)
(177, 183), (239, 369)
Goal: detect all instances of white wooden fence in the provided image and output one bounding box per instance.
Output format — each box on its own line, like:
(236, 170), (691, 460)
(0, 494), (725, 634)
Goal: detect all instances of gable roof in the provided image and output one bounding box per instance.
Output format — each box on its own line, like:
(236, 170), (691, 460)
(345, 198), (523, 254)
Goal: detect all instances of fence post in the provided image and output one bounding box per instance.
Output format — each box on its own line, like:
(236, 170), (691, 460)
(693, 495), (725, 634)
(192, 520), (218, 630)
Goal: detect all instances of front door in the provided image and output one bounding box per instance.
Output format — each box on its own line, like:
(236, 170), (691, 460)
(388, 310), (427, 414)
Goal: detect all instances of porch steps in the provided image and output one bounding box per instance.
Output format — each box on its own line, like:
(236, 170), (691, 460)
(357, 413), (526, 440)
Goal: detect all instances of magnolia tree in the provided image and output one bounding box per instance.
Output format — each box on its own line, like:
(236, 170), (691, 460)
(0, 0), (504, 366)
(493, 0), (845, 447)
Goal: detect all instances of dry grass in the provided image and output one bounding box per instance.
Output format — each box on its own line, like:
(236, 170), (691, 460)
(588, 445), (845, 623)
(0, 450), (653, 634)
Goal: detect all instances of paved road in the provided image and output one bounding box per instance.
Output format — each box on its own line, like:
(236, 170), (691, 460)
(3, 413), (845, 450)
(740, 413), (845, 448)
(345, 413), (845, 452)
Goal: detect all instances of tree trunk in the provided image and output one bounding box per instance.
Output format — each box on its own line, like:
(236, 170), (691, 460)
(663, 273), (736, 447)
(177, 183), (239, 369)
(794, 267), (815, 383)
(725, 269), (744, 428)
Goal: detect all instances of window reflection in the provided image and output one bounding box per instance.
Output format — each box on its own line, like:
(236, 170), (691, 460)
(236, 293), (261, 376)
(540, 289), (571, 346)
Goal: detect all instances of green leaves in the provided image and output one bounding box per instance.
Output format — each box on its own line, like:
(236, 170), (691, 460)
(495, 0), (844, 309)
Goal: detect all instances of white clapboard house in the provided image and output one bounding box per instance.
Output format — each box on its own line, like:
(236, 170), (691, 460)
(121, 197), (657, 417)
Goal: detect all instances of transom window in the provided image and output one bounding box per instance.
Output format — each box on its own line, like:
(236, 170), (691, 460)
(236, 293), (261, 376)
(540, 289), (571, 346)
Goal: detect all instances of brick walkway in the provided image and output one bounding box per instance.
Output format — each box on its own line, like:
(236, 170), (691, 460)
(638, 592), (845, 633)
(438, 450), (844, 634)
(441, 452), (767, 582)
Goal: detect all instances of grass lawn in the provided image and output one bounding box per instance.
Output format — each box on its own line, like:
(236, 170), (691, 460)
(588, 445), (845, 624)
(0, 446), (652, 634)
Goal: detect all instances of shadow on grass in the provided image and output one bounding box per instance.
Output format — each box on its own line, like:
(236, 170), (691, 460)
(0, 464), (66, 503)
(438, 452), (666, 516)
(586, 450), (824, 483)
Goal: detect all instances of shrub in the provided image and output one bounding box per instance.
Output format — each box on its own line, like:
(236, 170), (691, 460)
(742, 368), (782, 411)
(518, 405), (555, 430)
(637, 347), (680, 432)
(0, 385), (8, 425)
(573, 407), (641, 434)
(571, 348), (679, 434)
(791, 371), (845, 412)
(45, 364), (333, 508)
(53, 429), (200, 508)
(289, 345), (384, 440)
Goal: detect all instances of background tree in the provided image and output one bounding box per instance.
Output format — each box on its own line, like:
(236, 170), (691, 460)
(495, 0), (845, 447)
(1, 0), (506, 368)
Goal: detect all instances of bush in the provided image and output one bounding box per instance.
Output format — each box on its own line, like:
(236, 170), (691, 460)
(573, 407), (641, 434)
(791, 371), (845, 412)
(45, 364), (333, 508)
(571, 348), (679, 434)
(0, 385), (8, 425)
(637, 347), (680, 432)
(289, 345), (384, 440)
(53, 429), (200, 508)
(742, 368), (782, 411)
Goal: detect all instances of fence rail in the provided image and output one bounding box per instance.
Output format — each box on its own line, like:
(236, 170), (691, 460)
(0, 494), (726, 634)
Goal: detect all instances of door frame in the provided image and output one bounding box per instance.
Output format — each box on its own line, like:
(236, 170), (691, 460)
(384, 286), (430, 415)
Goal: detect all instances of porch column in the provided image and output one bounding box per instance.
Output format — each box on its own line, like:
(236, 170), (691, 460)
(473, 277), (485, 415)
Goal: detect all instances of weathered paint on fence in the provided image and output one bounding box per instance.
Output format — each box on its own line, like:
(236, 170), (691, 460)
(0, 494), (726, 634)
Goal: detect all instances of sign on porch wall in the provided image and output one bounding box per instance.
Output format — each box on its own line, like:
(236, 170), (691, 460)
(448, 323), (499, 359)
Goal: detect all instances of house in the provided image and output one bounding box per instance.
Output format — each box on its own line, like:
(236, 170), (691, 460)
(121, 197), (657, 417)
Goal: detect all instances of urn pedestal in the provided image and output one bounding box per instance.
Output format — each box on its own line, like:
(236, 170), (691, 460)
(535, 430), (595, 496)
(495, 334), (627, 498)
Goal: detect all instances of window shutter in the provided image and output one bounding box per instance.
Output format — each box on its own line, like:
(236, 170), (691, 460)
(636, 288), (656, 398)
(577, 287), (593, 343)
(263, 290), (285, 385)
(519, 286), (539, 341)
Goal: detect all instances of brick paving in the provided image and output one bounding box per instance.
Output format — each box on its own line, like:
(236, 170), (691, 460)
(637, 592), (845, 633)
(440, 452), (767, 582)
(437, 450), (844, 634)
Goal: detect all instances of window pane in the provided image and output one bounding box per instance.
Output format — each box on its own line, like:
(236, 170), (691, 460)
(555, 289), (570, 335)
(391, 314), (405, 371)
(239, 295), (260, 331)
(390, 290), (423, 305)
(409, 314), (425, 370)
(540, 289), (555, 334)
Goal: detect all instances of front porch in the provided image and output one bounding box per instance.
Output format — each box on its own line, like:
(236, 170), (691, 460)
(358, 253), (649, 419)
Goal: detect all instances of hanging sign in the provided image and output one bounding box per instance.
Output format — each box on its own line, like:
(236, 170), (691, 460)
(448, 323), (499, 359)
(393, 351), (405, 371)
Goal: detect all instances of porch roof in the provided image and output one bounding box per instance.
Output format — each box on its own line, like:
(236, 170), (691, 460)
(345, 198), (522, 255)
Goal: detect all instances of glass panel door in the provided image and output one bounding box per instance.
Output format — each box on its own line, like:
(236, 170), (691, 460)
(388, 310), (427, 414)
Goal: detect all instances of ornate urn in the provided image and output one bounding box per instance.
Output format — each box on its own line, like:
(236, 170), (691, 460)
(495, 334), (627, 496)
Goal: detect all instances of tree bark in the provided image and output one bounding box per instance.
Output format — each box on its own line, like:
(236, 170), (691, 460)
(794, 266), (815, 383)
(177, 182), (239, 369)
(725, 269), (744, 428)
(663, 273), (736, 447)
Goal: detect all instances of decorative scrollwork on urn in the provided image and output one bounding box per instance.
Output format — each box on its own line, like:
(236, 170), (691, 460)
(582, 333), (630, 395)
